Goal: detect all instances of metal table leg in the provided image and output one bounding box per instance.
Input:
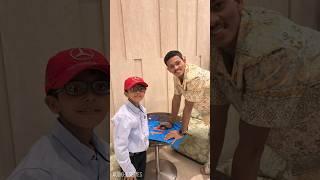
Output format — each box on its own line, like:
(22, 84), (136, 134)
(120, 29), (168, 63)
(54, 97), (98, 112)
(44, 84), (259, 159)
(145, 144), (177, 180)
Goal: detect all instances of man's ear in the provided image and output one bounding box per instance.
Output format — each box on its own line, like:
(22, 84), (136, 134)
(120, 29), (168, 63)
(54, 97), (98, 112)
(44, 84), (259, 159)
(182, 56), (186, 63)
(45, 96), (60, 114)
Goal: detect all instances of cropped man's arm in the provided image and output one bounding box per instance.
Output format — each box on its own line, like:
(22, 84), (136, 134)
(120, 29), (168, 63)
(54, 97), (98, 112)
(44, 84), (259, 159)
(232, 120), (270, 180)
(212, 104), (230, 173)
(180, 100), (194, 132)
(170, 94), (181, 123)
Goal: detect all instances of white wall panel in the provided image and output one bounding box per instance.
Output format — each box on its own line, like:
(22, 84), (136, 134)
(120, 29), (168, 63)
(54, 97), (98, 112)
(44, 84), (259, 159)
(111, 0), (210, 117)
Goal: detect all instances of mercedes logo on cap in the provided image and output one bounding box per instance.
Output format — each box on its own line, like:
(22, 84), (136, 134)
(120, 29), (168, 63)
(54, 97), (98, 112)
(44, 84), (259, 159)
(69, 48), (95, 61)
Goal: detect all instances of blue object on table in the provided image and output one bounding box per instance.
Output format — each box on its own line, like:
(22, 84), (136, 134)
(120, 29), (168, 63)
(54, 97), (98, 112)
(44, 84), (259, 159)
(148, 120), (187, 149)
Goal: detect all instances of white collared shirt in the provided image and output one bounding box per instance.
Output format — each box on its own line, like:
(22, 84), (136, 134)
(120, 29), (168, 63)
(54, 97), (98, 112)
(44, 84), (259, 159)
(112, 101), (149, 177)
(8, 120), (109, 180)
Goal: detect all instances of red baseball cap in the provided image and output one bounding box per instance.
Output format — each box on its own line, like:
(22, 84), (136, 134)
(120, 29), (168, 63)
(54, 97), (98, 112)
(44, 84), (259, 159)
(124, 76), (148, 91)
(45, 48), (109, 93)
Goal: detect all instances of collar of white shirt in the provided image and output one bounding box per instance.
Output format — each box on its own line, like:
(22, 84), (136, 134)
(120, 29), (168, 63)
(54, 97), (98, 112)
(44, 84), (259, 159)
(51, 120), (109, 165)
(126, 101), (146, 114)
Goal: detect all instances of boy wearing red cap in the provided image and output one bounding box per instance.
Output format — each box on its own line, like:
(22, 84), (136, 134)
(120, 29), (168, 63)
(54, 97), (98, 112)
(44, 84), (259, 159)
(112, 77), (149, 180)
(8, 48), (110, 180)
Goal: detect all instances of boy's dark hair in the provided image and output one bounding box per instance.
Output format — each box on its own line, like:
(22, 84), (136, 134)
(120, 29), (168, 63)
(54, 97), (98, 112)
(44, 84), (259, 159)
(164, 50), (183, 65)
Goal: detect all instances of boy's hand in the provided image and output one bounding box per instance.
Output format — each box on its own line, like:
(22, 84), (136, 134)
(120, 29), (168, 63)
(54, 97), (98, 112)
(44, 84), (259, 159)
(164, 130), (184, 144)
(154, 121), (173, 130)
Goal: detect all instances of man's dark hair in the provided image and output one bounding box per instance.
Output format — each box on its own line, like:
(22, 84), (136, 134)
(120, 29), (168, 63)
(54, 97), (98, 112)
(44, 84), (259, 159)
(164, 50), (183, 65)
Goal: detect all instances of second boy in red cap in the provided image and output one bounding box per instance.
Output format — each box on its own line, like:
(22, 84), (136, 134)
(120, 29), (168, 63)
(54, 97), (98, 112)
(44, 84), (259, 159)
(112, 76), (149, 180)
(8, 48), (110, 180)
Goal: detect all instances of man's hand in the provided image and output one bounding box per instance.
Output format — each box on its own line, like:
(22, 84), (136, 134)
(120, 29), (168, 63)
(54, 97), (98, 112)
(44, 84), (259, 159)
(164, 130), (184, 144)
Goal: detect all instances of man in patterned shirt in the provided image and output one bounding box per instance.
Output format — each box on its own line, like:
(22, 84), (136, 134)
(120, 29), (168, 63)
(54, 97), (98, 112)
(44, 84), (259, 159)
(212, 0), (320, 179)
(161, 50), (210, 175)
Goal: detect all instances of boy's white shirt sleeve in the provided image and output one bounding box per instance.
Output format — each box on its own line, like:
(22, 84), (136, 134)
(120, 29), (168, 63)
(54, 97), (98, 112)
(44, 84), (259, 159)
(113, 114), (136, 177)
(142, 107), (149, 138)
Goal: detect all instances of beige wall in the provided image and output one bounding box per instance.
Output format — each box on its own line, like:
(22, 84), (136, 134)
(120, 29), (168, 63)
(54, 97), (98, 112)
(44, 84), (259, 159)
(110, 0), (210, 119)
(0, 0), (109, 179)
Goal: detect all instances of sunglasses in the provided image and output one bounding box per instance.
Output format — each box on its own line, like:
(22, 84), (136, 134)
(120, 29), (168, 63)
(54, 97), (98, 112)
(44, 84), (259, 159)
(54, 80), (109, 96)
(129, 85), (146, 93)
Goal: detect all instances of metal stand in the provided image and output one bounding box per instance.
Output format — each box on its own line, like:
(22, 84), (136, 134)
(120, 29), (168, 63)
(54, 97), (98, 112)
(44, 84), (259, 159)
(145, 145), (177, 180)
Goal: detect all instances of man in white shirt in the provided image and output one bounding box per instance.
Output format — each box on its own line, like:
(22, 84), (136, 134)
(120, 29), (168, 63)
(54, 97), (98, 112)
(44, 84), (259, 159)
(112, 77), (149, 180)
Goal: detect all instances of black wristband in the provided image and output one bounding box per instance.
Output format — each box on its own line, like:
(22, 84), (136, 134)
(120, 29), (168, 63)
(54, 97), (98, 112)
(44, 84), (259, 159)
(179, 129), (187, 135)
